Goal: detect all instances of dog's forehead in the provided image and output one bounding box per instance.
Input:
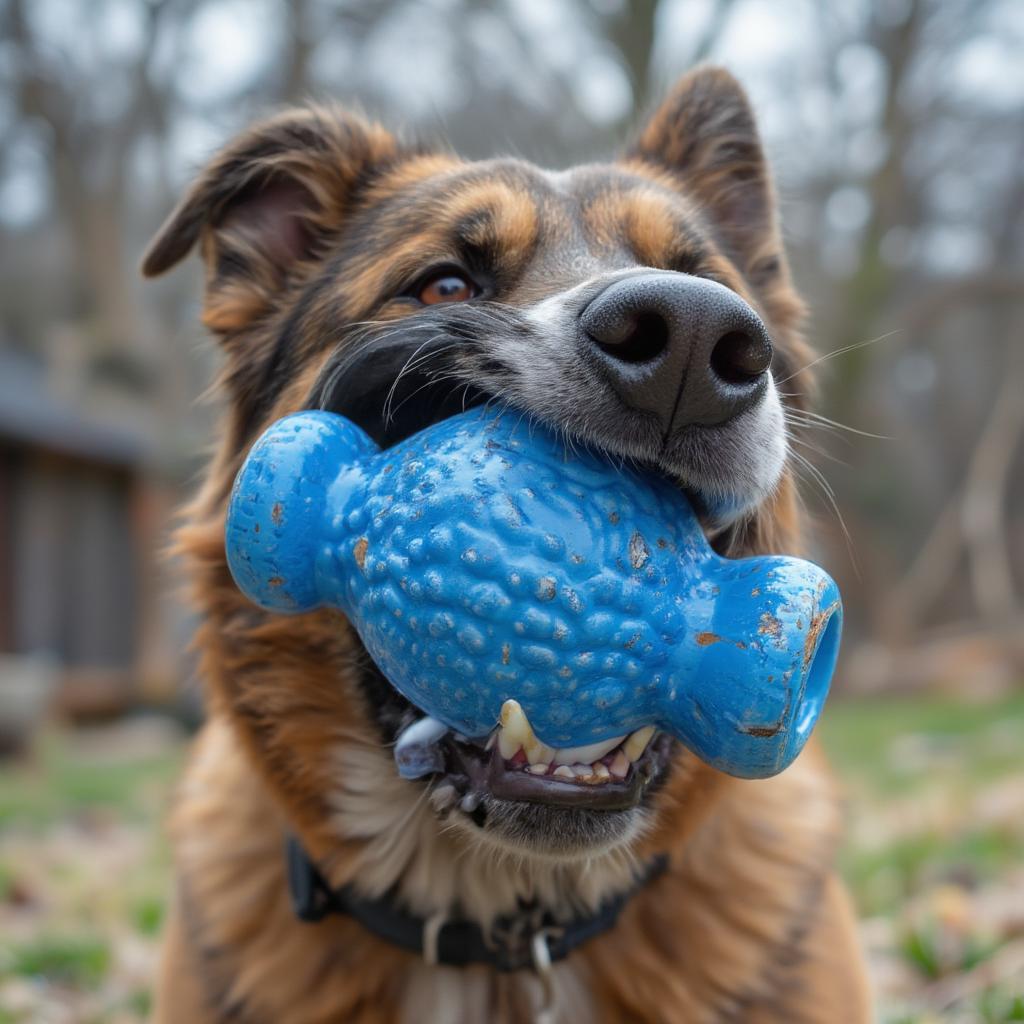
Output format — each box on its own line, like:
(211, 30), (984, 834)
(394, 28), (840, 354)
(532, 163), (708, 289)
(357, 156), (707, 290)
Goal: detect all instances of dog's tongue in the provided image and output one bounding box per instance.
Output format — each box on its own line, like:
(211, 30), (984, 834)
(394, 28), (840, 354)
(225, 407), (842, 780)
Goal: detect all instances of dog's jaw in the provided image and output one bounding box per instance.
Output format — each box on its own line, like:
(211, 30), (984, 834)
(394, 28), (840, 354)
(343, 631), (676, 858)
(325, 732), (657, 924)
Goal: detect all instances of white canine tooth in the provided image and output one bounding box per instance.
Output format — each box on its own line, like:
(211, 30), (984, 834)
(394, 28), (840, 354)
(524, 734), (556, 766)
(527, 763), (548, 775)
(623, 726), (656, 763)
(497, 730), (520, 760)
(498, 699), (528, 759)
(553, 765), (574, 779)
(497, 699), (555, 765)
(552, 735), (626, 766)
(609, 750), (630, 779)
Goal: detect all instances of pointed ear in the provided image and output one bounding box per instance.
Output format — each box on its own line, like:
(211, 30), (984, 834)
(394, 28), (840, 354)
(141, 106), (399, 332)
(628, 66), (785, 294)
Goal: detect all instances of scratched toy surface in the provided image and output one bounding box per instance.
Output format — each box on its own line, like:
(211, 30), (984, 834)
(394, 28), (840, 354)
(225, 408), (842, 779)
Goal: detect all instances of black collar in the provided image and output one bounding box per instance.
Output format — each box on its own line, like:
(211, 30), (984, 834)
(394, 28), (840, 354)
(286, 836), (667, 973)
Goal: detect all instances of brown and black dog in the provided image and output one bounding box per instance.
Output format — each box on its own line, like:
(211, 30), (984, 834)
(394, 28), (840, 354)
(143, 67), (871, 1023)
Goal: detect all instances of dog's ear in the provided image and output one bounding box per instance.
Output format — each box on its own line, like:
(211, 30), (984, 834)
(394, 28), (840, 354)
(141, 106), (398, 332)
(628, 66), (786, 297)
(629, 66), (812, 398)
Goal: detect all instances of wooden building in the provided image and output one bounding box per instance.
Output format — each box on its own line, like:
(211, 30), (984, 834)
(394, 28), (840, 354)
(0, 347), (179, 723)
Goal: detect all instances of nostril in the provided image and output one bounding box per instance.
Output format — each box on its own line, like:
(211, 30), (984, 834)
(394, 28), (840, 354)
(710, 330), (773, 385)
(592, 312), (669, 365)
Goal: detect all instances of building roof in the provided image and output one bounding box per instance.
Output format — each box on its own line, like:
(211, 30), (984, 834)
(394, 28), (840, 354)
(0, 347), (149, 467)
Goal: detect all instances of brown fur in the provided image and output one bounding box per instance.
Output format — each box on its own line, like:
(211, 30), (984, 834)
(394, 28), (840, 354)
(145, 67), (870, 1022)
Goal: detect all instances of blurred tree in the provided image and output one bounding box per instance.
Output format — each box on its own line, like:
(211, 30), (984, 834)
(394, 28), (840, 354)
(782, 0), (1024, 686)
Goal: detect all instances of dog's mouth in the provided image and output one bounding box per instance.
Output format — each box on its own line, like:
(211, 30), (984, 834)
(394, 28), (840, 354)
(310, 326), (679, 817)
(398, 698), (672, 813)
(312, 331), (492, 449)
(356, 647), (675, 820)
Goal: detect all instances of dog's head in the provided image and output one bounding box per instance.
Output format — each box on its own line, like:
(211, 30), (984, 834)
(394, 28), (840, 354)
(146, 68), (816, 886)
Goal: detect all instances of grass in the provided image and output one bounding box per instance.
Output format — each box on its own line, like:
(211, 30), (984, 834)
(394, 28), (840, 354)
(0, 729), (182, 830)
(819, 692), (1024, 795)
(1, 695), (1022, 1021)
(818, 691), (1024, 1023)
(0, 718), (182, 1023)
(819, 693), (1024, 914)
(7, 936), (111, 989)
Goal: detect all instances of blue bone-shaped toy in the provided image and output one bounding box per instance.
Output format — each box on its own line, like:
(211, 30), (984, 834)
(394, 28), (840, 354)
(225, 408), (842, 779)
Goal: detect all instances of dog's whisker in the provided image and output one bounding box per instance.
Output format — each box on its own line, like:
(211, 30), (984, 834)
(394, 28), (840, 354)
(381, 335), (451, 425)
(785, 409), (892, 441)
(773, 330), (902, 387)
(787, 433), (847, 467)
(382, 354), (465, 423)
(789, 449), (861, 578)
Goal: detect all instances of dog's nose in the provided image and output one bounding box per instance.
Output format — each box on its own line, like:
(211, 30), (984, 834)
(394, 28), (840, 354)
(580, 273), (773, 430)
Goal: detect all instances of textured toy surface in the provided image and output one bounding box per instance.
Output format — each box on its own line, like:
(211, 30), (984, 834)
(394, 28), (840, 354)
(225, 408), (842, 779)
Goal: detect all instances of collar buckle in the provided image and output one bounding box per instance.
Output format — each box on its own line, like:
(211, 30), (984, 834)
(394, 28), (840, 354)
(485, 900), (560, 972)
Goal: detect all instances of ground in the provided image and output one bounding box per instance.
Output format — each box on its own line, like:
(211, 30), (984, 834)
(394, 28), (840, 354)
(1, 696), (1023, 1023)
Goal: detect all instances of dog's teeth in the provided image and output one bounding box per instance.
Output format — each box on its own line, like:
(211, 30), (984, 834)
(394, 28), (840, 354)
(623, 726), (656, 763)
(552, 735), (625, 766)
(609, 750), (630, 779)
(525, 739), (556, 766)
(497, 733), (520, 760)
(497, 699), (527, 759)
(497, 699), (554, 765)
(524, 736), (556, 766)
(498, 701), (636, 776)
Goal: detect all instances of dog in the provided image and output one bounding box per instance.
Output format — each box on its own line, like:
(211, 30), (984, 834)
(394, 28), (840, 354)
(143, 66), (871, 1023)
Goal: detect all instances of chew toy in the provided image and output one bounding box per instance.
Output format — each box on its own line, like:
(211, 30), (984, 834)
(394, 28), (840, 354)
(225, 409), (841, 779)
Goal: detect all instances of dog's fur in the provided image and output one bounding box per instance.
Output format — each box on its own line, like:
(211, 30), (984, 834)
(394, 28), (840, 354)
(144, 68), (871, 1022)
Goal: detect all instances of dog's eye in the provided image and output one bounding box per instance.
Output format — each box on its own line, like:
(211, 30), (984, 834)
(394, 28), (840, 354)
(417, 271), (478, 305)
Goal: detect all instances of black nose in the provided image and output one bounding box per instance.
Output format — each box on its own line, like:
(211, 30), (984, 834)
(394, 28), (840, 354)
(580, 273), (773, 430)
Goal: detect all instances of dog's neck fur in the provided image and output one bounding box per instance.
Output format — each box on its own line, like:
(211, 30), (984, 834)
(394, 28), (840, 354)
(171, 713), (849, 1024)
(324, 733), (653, 928)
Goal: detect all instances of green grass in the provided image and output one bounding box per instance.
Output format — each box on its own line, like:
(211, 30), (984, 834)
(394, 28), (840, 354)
(131, 894), (165, 937)
(979, 991), (1024, 1022)
(4, 935), (111, 989)
(820, 691), (1024, 1021)
(819, 691), (1024, 794)
(0, 723), (182, 1021)
(0, 727), (182, 829)
(820, 692), (1024, 915)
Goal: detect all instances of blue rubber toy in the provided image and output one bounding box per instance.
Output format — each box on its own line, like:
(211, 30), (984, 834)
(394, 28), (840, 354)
(224, 408), (842, 779)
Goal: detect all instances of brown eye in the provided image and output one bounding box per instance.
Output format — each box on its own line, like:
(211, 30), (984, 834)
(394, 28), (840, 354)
(418, 271), (477, 305)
